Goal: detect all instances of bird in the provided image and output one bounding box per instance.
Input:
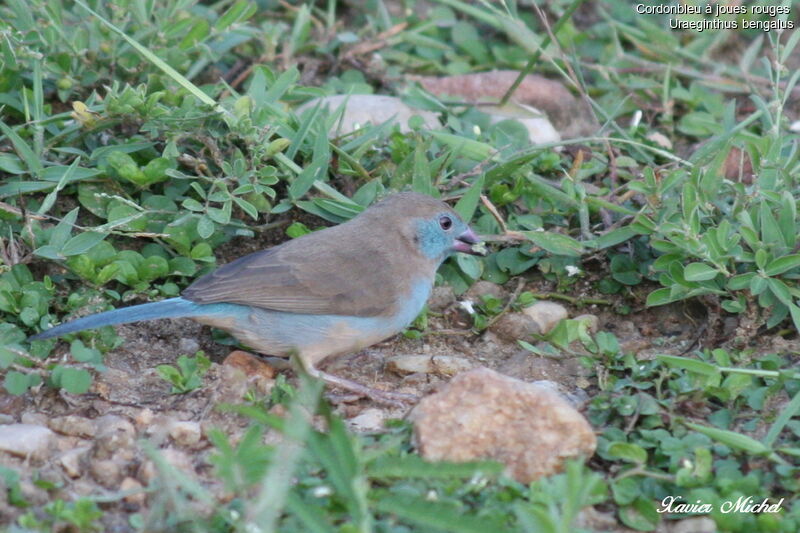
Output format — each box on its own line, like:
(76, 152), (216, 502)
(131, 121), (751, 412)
(30, 192), (485, 404)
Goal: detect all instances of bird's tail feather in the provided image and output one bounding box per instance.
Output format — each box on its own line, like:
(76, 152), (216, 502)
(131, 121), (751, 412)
(29, 297), (202, 341)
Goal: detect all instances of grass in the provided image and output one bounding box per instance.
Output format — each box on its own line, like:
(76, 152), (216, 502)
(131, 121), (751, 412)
(1, 0), (800, 531)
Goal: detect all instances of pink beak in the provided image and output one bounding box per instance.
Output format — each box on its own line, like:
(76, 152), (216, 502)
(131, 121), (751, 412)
(452, 227), (484, 255)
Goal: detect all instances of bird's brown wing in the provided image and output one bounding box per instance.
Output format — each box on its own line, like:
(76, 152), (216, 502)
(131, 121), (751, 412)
(182, 223), (405, 317)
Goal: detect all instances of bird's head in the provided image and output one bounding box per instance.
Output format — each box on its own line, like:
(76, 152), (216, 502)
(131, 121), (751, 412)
(366, 192), (485, 264)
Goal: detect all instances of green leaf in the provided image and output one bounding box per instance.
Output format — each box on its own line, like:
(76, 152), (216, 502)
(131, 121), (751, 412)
(683, 262), (718, 281)
(367, 455), (501, 478)
(523, 230), (584, 256)
(657, 354), (721, 378)
(456, 254), (482, 280)
(765, 254), (800, 276)
(0, 119), (43, 177)
(766, 277), (793, 307)
(727, 272), (755, 290)
(61, 231), (108, 256)
(51, 366), (93, 395)
(4, 371), (35, 395)
(216, 0), (256, 30)
(685, 422), (769, 454)
(618, 497), (660, 531)
(197, 216), (214, 239)
(453, 175), (484, 222)
(429, 131), (495, 161)
(607, 442), (647, 464)
(374, 495), (504, 532)
(646, 287), (678, 307)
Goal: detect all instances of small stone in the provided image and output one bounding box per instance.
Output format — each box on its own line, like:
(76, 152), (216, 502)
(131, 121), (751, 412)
(296, 94), (440, 135)
(178, 337), (201, 354)
(120, 477), (146, 507)
(386, 355), (474, 377)
(573, 314), (600, 334)
(223, 350), (277, 380)
(464, 281), (507, 302)
(20, 412), (48, 426)
(169, 421), (203, 448)
(347, 408), (386, 432)
(91, 459), (124, 488)
(0, 424), (55, 460)
(94, 415), (136, 460)
(489, 312), (539, 341)
(428, 286), (456, 311)
(49, 415), (97, 438)
(134, 408), (155, 429)
(410, 368), (596, 483)
(671, 517), (717, 533)
(139, 447), (194, 484)
(522, 301), (568, 334)
(58, 446), (90, 478)
(216, 363), (250, 403)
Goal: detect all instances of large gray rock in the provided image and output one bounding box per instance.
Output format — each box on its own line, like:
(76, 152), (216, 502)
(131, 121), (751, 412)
(296, 94), (440, 135)
(410, 368), (596, 483)
(0, 424), (55, 460)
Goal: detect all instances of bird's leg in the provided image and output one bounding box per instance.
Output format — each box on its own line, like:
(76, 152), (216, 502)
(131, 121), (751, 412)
(306, 367), (419, 407)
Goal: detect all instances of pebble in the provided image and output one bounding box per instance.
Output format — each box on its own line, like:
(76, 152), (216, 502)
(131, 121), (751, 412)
(464, 280), (507, 302)
(178, 337), (201, 354)
(0, 424), (55, 460)
(223, 350), (277, 380)
(91, 459), (124, 488)
(386, 355), (473, 377)
(169, 421), (203, 448)
(410, 368), (596, 483)
(522, 301), (568, 334)
(139, 447), (194, 484)
(58, 446), (90, 478)
(346, 408), (386, 433)
(93, 415), (136, 460)
(134, 408), (155, 429)
(120, 477), (146, 507)
(573, 314), (600, 334)
(20, 412), (48, 426)
(489, 312), (540, 341)
(428, 286), (456, 311)
(295, 94), (440, 135)
(49, 415), (97, 438)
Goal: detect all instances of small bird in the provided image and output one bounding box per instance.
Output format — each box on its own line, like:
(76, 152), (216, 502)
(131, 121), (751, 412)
(31, 192), (484, 403)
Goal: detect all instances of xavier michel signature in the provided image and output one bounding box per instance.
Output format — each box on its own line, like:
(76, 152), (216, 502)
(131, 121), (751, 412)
(658, 495), (785, 514)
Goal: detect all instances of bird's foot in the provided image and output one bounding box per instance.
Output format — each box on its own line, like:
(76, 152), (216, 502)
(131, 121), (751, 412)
(311, 369), (418, 408)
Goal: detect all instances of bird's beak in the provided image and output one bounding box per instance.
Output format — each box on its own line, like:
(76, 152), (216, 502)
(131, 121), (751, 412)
(452, 227), (486, 256)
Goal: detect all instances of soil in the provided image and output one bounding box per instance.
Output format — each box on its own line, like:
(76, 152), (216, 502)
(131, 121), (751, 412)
(1, 236), (795, 531)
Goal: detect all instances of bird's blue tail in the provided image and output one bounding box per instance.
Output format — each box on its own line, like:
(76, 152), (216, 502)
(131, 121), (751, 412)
(29, 297), (203, 341)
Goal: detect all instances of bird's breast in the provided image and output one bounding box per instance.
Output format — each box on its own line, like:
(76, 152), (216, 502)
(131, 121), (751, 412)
(190, 278), (434, 366)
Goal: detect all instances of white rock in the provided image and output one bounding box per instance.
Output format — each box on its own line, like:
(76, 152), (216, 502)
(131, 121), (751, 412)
(522, 301), (568, 334)
(296, 94), (440, 135)
(347, 408), (386, 432)
(411, 368), (596, 483)
(169, 421), (203, 448)
(0, 424), (55, 460)
(58, 446), (90, 478)
(386, 355), (474, 377)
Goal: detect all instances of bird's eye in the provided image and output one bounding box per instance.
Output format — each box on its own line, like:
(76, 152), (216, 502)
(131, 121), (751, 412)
(439, 215), (453, 230)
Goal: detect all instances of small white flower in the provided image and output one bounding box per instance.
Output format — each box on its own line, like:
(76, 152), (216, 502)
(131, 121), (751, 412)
(459, 300), (476, 315)
(472, 125), (481, 136)
(681, 458), (693, 470)
(790, 120), (800, 133)
(426, 490), (438, 501)
(312, 485), (333, 498)
(565, 265), (581, 277)
(630, 109), (642, 128)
